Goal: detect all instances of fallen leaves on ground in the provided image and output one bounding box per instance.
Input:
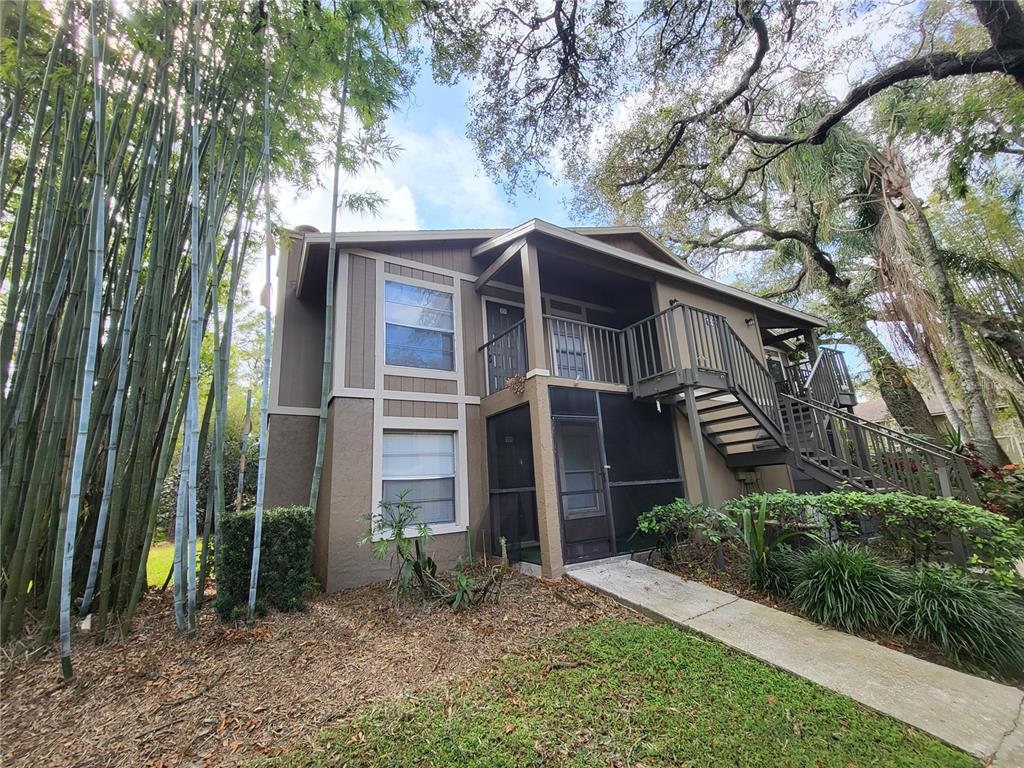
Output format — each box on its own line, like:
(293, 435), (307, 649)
(1, 572), (633, 767)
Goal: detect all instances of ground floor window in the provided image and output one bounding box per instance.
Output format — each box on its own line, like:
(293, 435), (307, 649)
(382, 431), (456, 525)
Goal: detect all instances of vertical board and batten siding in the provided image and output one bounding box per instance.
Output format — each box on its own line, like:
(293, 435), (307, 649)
(382, 242), (481, 276)
(460, 279), (485, 397)
(277, 237), (326, 407)
(345, 254), (376, 389)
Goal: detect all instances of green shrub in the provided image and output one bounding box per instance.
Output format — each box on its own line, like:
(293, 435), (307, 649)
(634, 498), (738, 562)
(721, 491), (1024, 586)
(360, 493), (505, 612)
(788, 543), (904, 633)
(215, 505), (317, 621)
(738, 496), (821, 590)
(892, 566), (1024, 676)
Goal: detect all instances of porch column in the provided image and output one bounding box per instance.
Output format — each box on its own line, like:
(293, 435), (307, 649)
(520, 242), (549, 377)
(526, 376), (564, 579)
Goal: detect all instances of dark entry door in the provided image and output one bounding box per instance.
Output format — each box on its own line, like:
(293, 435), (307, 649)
(486, 300), (524, 338)
(485, 301), (527, 393)
(554, 420), (614, 562)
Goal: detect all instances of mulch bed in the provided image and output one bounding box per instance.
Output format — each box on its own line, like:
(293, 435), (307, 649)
(1, 571), (635, 767)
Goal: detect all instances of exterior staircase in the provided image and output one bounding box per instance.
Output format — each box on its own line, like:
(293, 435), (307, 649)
(622, 304), (979, 503)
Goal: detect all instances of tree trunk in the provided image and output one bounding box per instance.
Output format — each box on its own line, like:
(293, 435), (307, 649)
(902, 188), (1009, 464)
(972, 0), (1024, 87)
(825, 285), (941, 439)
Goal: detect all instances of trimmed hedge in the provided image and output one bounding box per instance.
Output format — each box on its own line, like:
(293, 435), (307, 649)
(215, 506), (317, 621)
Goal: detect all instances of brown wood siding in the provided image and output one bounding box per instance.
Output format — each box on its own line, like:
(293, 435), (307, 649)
(383, 261), (453, 286)
(278, 237), (325, 407)
(460, 279), (485, 397)
(383, 399), (458, 419)
(383, 375), (457, 394)
(345, 254), (376, 389)
(379, 242), (480, 276)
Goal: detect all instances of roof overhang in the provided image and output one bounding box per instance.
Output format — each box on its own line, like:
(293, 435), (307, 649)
(295, 228), (502, 298)
(471, 219), (826, 328)
(291, 220), (826, 329)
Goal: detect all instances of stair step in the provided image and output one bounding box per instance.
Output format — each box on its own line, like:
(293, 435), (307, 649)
(707, 423), (763, 437)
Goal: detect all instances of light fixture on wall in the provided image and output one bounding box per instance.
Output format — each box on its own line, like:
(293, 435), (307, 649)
(744, 317), (755, 326)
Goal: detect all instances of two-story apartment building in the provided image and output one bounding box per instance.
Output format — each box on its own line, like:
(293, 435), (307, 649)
(264, 219), (965, 592)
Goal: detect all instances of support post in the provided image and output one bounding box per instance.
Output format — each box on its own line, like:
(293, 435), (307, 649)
(684, 387), (713, 507)
(526, 376), (564, 579)
(521, 241), (548, 376)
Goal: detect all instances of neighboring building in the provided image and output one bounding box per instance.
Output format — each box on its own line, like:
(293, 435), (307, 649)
(855, 397), (1024, 463)
(263, 219), (951, 591)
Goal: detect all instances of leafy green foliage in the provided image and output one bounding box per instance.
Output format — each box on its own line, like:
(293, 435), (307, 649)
(737, 497), (821, 590)
(359, 492), (505, 612)
(633, 498), (738, 562)
(214, 506), (316, 621)
(892, 566), (1024, 677)
(788, 544), (904, 633)
(262, 621), (976, 768)
(724, 491), (1024, 586)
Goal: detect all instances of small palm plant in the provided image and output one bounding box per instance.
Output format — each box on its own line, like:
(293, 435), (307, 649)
(359, 491), (443, 607)
(740, 497), (818, 589)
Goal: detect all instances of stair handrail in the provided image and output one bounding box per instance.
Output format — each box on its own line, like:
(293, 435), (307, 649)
(796, 390), (964, 461)
(721, 322), (785, 439)
(780, 393), (979, 502)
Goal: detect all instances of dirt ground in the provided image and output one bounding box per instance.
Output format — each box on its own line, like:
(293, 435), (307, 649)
(1, 571), (635, 767)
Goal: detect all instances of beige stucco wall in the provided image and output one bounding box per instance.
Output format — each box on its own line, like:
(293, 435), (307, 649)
(316, 397), (489, 592)
(264, 414), (318, 508)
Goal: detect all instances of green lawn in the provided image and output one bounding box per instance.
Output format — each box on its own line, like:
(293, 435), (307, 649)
(261, 620), (976, 768)
(146, 539), (203, 587)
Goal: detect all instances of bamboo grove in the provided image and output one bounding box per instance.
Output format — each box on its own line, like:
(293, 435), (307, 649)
(0, 0), (415, 672)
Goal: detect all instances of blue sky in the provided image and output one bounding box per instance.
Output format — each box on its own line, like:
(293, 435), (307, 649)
(280, 70), (575, 232)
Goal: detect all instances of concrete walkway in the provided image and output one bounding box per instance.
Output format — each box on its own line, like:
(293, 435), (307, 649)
(569, 559), (1024, 764)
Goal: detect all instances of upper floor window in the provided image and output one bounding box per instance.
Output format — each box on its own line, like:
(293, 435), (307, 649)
(384, 280), (455, 371)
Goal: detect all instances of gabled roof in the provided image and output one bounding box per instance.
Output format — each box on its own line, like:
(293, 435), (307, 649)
(470, 219), (826, 328)
(291, 219), (826, 328)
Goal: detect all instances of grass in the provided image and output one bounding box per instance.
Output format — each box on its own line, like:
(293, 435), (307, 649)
(146, 539), (203, 587)
(260, 620), (977, 768)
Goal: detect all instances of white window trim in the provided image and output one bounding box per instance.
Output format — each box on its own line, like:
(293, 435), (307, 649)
(379, 269), (463, 385)
(371, 410), (470, 539)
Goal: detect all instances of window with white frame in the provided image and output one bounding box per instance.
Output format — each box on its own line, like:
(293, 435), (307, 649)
(384, 280), (455, 371)
(382, 431), (456, 525)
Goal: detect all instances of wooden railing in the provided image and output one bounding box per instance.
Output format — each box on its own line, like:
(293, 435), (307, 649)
(624, 305), (680, 384)
(544, 316), (628, 385)
(781, 393), (979, 501)
(805, 347), (855, 405)
(722, 324), (784, 436)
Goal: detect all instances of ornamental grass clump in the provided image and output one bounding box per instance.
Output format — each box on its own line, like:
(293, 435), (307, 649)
(892, 566), (1024, 677)
(788, 543), (904, 633)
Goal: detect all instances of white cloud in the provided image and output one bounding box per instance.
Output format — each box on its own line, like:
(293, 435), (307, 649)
(280, 172), (420, 232)
(279, 119), (513, 233)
